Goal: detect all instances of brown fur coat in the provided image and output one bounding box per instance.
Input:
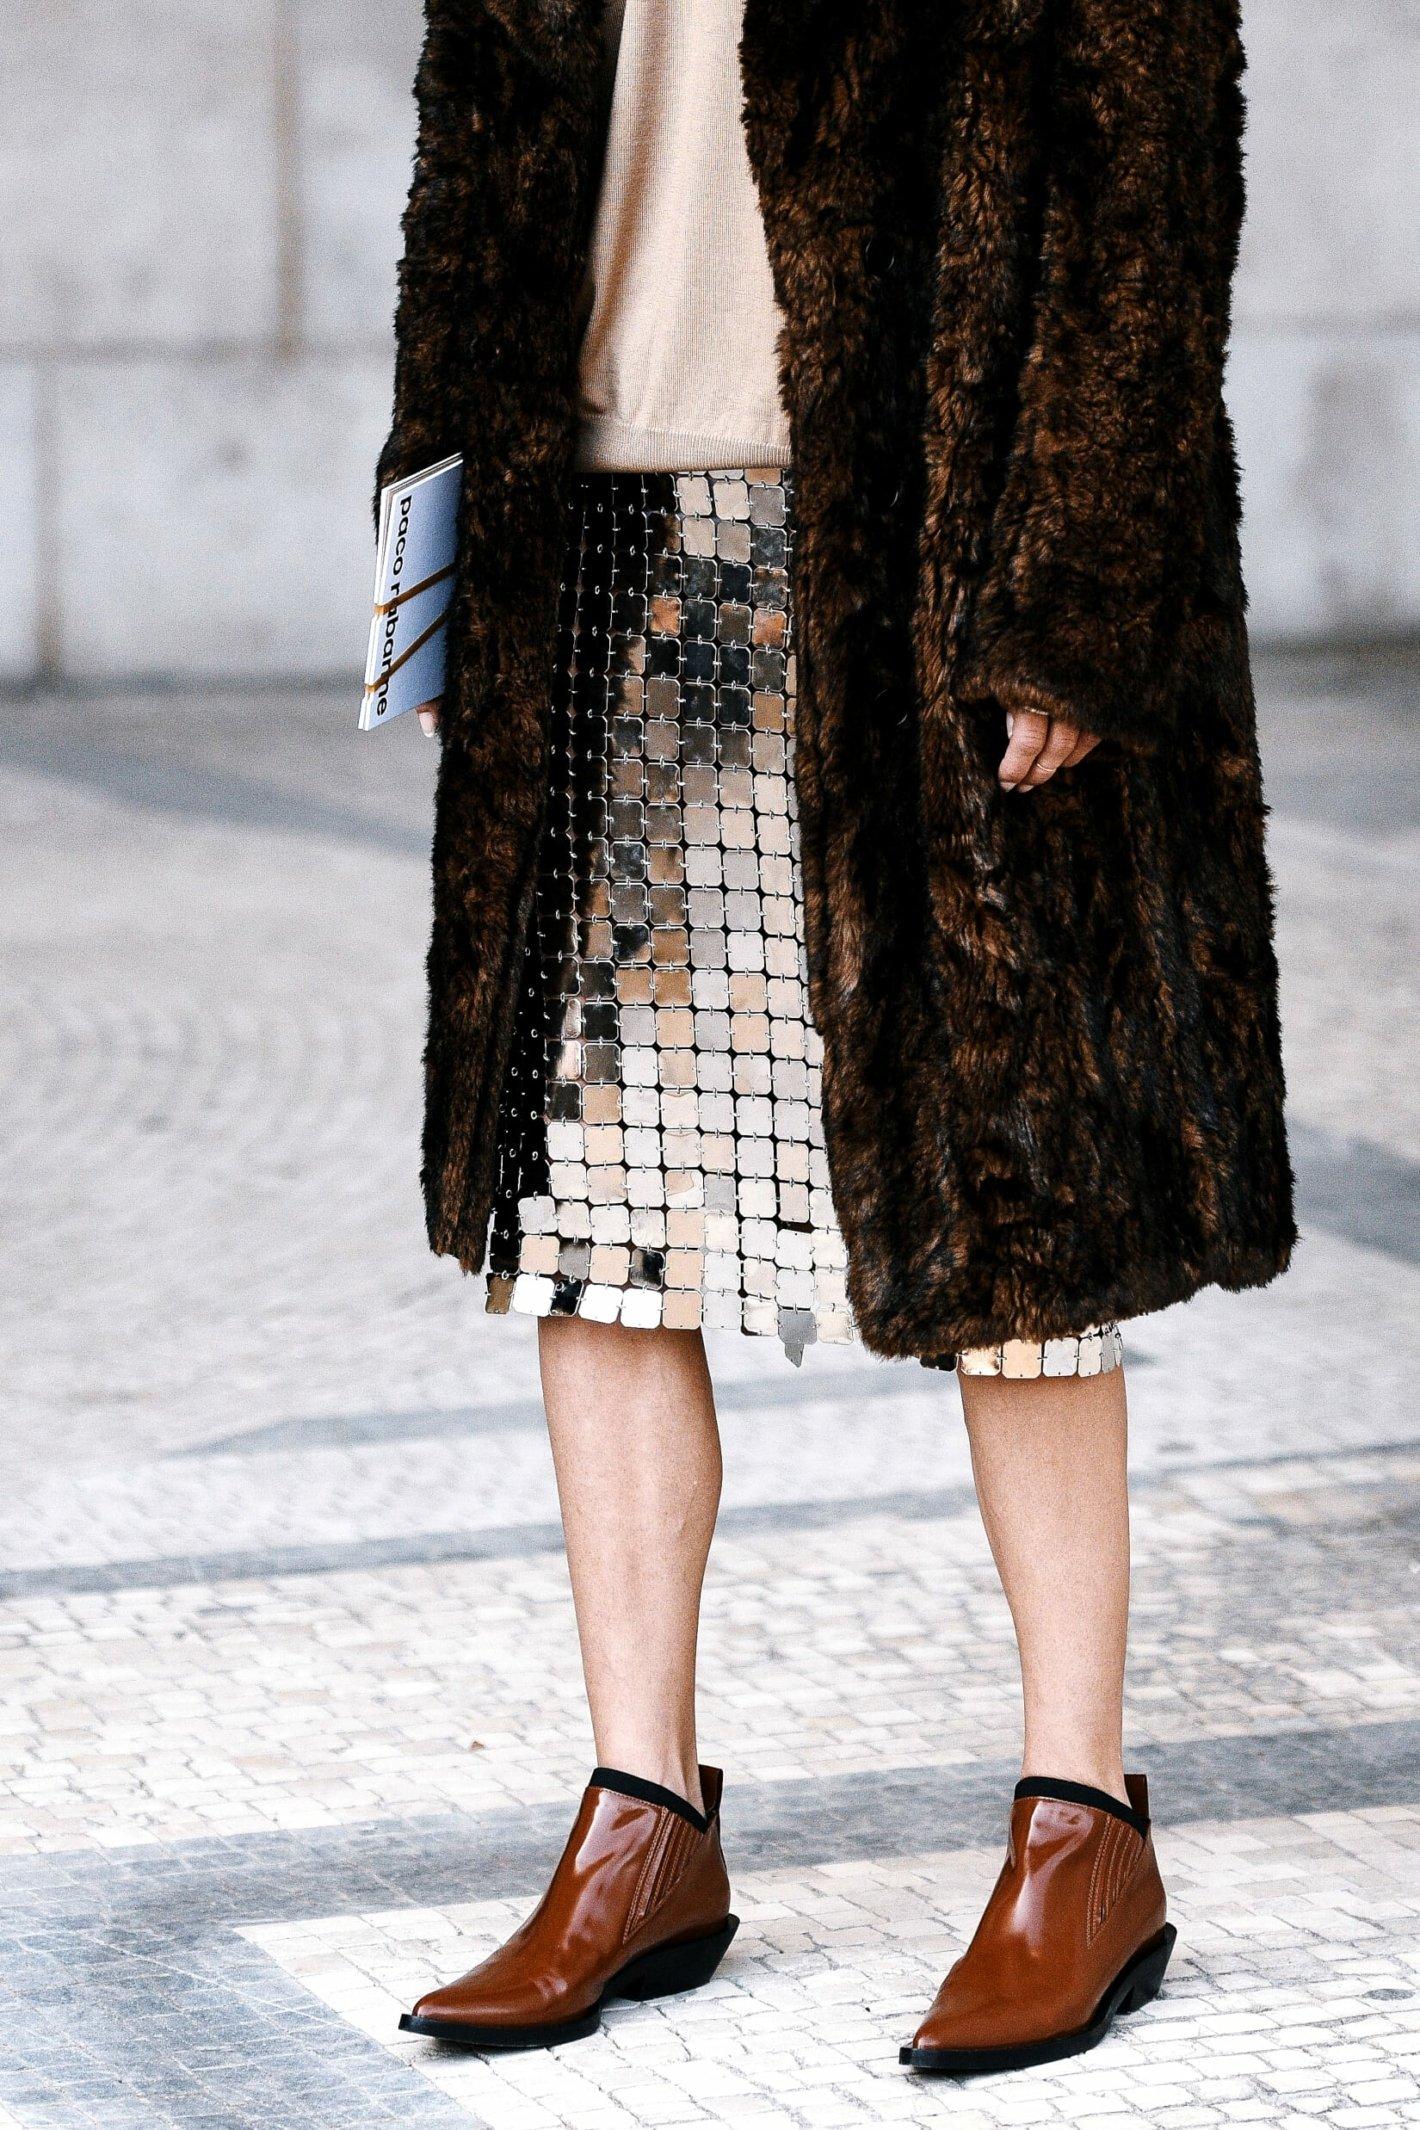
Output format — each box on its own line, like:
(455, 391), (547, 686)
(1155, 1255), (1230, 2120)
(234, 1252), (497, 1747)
(378, 0), (1294, 1356)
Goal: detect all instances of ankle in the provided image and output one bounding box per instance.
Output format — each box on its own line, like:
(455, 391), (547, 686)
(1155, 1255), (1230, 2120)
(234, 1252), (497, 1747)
(1020, 1748), (1129, 1810)
(592, 1745), (704, 1818)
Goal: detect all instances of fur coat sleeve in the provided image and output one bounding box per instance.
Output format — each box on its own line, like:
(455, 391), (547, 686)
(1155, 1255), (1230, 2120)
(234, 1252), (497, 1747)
(960, 0), (1248, 750)
(375, 16), (477, 509)
(376, 5), (602, 742)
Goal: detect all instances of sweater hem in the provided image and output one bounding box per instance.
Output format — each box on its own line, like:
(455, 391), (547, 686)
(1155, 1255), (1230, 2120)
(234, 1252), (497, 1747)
(574, 416), (792, 474)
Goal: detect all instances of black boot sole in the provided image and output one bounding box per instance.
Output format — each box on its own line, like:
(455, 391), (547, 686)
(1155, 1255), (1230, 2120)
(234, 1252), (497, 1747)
(900, 1922), (1177, 2076)
(398, 1914), (739, 2052)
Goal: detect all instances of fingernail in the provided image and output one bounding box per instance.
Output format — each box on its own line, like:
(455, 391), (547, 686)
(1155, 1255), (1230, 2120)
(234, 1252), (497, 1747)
(418, 712), (436, 737)
(999, 779), (1017, 793)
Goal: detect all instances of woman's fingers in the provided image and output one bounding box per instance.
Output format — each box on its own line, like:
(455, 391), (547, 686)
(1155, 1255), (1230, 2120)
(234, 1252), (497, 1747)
(416, 698), (441, 737)
(1060, 728), (1102, 771)
(1019, 717), (1080, 788)
(998, 709), (1103, 791)
(997, 709), (1050, 791)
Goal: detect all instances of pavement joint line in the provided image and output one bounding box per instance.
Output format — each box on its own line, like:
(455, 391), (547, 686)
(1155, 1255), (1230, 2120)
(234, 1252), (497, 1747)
(180, 1388), (1420, 1466)
(0, 726), (434, 858)
(1, 1719), (1416, 1919)
(5, 1437), (1414, 1600)
(1287, 1119), (1420, 1267)
(181, 1379), (1162, 1467)
(176, 1355), (972, 1457)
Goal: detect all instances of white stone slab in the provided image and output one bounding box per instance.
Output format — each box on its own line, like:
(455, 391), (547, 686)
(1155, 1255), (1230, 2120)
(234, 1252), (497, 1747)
(243, 1814), (1420, 2130)
(0, 365), (40, 681)
(2, 0), (281, 351)
(53, 354), (391, 677)
(295, 0), (424, 347)
(1237, 0), (1418, 326)
(1229, 326), (1420, 639)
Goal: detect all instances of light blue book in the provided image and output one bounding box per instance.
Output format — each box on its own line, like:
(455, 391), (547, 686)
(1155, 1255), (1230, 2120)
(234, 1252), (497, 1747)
(361, 453), (463, 730)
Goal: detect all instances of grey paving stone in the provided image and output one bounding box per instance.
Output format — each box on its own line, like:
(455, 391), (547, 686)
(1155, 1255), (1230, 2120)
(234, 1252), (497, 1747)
(0, 1717), (1414, 1936)
(179, 1361), (939, 1459)
(0, 1429), (1414, 1601)
(1288, 1122), (1420, 1265)
(0, 717), (430, 860)
(1255, 648), (1420, 843)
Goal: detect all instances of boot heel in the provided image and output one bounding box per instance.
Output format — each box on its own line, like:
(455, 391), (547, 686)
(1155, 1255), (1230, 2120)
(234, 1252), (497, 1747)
(611, 1915), (739, 2002)
(1120, 1923), (1177, 2014)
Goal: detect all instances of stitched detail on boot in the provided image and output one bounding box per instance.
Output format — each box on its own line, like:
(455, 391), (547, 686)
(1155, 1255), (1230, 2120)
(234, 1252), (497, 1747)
(625, 1812), (675, 1944)
(1090, 1814), (1124, 1951)
(644, 1813), (694, 1927)
(666, 1816), (698, 1916)
(1089, 1819), (1143, 1943)
(1089, 1819), (1122, 1943)
(637, 1812), (698, 1938)
(1116, 1826), (1150, 1923)
(1110, 1823), (1140, 1919)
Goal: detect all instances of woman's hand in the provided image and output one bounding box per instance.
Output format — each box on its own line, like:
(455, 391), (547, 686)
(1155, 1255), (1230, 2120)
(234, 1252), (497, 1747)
(997, 709), (1100, 793)
(413, 694), (1093, 774)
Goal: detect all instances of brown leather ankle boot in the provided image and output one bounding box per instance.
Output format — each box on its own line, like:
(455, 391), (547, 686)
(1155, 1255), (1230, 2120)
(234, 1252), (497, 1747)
(400, 1766), (737, 2050)
(902, 1774), (1176, 2075)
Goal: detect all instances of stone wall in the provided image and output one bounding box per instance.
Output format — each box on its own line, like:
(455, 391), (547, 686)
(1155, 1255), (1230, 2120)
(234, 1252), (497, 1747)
(2, 0), (1415, 684)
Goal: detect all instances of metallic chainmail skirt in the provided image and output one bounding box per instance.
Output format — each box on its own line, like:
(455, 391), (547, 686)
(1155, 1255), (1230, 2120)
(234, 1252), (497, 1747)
(486, 468), (1122, 1379)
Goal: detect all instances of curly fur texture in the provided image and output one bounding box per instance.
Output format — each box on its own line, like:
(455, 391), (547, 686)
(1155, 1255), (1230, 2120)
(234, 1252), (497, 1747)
(380, 0), (1294, 1356)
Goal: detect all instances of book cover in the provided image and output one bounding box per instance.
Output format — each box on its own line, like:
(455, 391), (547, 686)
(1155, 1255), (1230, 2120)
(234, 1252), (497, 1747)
(360, 454), (463, 731)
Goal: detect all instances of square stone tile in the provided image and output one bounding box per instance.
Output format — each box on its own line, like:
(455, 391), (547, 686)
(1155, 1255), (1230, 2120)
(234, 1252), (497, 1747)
(1235, 0), (1417, 327)
(1229, 328), (1420, 640)
(2, 0), (281, 351)
(295, 0), (423, 347)
(52, 353), (390, 676)
(0, 363), (40, 679)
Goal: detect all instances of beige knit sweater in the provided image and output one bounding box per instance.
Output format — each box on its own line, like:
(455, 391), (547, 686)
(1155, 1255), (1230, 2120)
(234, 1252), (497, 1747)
(574, 0), (791, 472)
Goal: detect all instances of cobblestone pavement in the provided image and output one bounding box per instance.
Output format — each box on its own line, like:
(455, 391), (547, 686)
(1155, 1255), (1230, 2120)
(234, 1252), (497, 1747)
(1, 652), (1417, 2128)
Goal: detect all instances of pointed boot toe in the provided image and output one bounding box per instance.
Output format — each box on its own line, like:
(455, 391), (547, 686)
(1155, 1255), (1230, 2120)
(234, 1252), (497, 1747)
(400, 1766), (738, 2052)
(902, 1774), (1175, 2076)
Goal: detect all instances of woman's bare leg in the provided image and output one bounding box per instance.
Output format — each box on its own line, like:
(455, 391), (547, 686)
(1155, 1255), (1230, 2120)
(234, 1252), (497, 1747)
(538, 1317), (722, 1816)
(958, 1367), (1131, 1801)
